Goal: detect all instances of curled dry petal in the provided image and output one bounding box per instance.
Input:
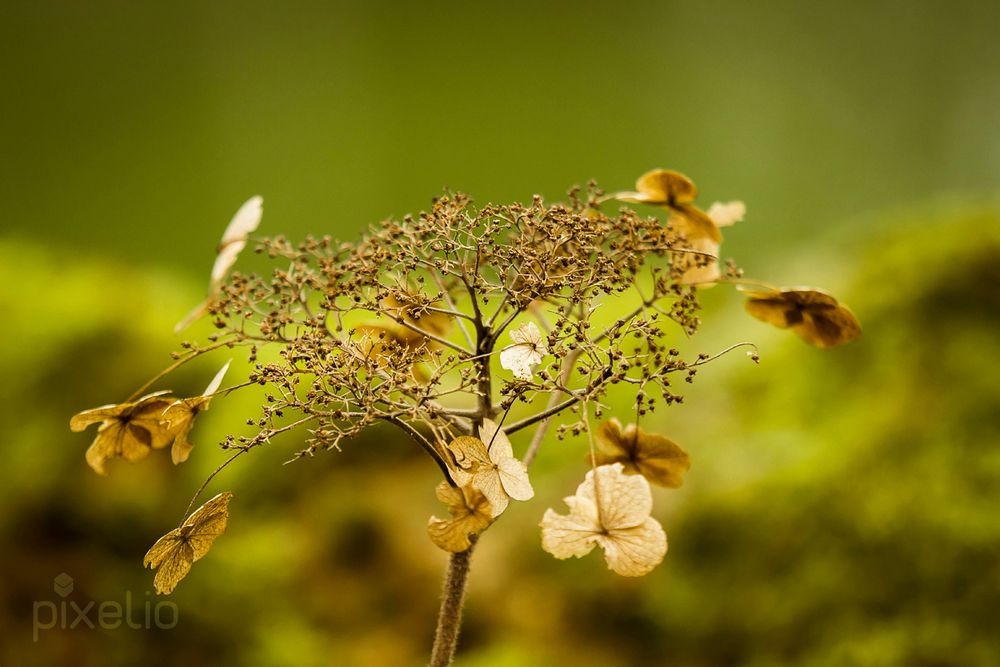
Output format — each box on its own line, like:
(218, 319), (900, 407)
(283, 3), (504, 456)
(162, 360), (231, 464)
(743, 287), (862, 348)
(70, 391), (175, 476)
(612, 169), (721, 242)
(706, 200), (746, 227)
(427, 482), (493, 552)
(594, 419), (691, 488)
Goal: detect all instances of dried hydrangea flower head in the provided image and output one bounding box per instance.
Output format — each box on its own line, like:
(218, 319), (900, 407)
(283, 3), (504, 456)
(70, 169), (861, 667)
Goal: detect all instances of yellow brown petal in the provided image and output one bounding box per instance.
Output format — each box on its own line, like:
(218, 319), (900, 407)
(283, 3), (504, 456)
(744, 287), (861, 348)
(427, 482), (493, 553)
(594, 419), (691, 488)
(144, 492), (233, 594)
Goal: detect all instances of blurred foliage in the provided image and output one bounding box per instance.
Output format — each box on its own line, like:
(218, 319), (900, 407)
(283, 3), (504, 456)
(2, 0), (1000, 276)
(3, 204), (999, 665)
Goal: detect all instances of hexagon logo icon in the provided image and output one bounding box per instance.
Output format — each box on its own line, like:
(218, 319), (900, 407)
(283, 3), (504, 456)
(53, 573), (74, 598)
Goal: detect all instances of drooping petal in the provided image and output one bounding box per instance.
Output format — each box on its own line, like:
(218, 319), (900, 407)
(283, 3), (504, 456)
(427, 483), (493, 553)
(496, 457), (534, 501)
(597, 517), (667, 576)
(594, 420), (691, 488)
(479, 419), (534, 502)
(144, 492), (233, 595)
(577, 462), (653, 530)
(540, 496), (601, 560)
(744, 287), (861, 348)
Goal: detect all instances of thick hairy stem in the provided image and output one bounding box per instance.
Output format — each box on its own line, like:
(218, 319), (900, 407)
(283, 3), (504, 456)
(429, 544), (476, 667)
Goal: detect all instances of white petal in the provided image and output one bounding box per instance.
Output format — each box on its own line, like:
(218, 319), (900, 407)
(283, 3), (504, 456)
(479, 419), (511, 459)
(472, 471), (509, 518)
(220, 195), (263, 247)
(209, 196), (264, 290)
(500, 345), (538, 380)
(209, 239), (245, 289)
(202, 360), (231, 397)
(510, 322), (542, 345)
(706, 200), (745, 227)
(577, 463), (654, 530)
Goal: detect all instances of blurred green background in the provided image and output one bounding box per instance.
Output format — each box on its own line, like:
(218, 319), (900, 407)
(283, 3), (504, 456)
(3, 1), (999, 665)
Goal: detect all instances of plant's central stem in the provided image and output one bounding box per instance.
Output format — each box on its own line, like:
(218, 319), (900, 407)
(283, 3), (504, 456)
(429, 543), (476, 667)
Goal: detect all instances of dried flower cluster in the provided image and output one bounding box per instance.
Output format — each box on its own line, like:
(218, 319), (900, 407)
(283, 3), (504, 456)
(71, 168), (860, 663)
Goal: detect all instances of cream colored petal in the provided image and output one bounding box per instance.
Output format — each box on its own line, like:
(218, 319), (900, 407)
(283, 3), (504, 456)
(479, 419), (510, 459)
(510, 322), (542, 346)
(472, 470), (510, 518)
(598, 517), (668, 576)
(497, 457), (534, 501)
(499, 345), (537, 380)
(210, 240), (245, 290)
(219, 195), (263, 247)
(478, 420), (533, 502)
(540, 496), (601, 559)
(202, 360), (231, 398)
(578, 463), (653, 530)
(706, 200), (746, 227)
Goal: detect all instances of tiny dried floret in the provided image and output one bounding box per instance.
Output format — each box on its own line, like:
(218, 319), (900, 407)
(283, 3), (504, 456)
(499, 322), (548, 380)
